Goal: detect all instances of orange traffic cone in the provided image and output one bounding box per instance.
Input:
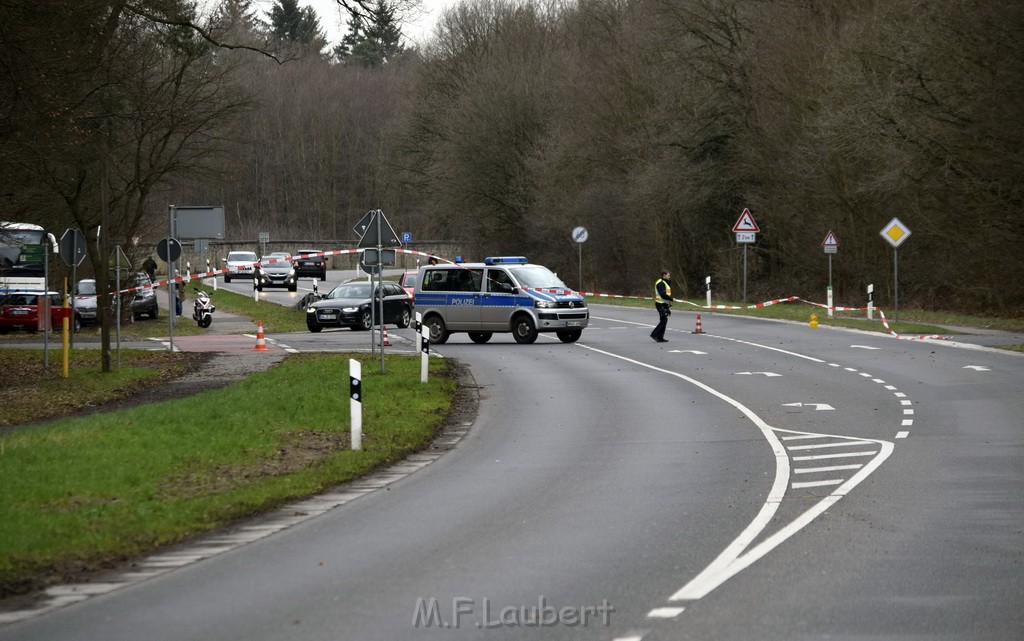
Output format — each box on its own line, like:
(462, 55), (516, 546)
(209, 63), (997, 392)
(254, 320), (268, 351)
(382, 325), (391, 347)
(692, 313), (704, 334)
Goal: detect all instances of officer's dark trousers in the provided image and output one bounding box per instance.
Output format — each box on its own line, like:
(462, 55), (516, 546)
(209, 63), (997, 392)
(651, 303), (671, 340)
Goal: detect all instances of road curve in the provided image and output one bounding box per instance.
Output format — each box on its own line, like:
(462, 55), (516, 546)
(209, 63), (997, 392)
(3, 304), (1022, 641)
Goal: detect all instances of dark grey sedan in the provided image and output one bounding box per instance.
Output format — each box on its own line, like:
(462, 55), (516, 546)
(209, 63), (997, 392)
(306, 281), (412, 332)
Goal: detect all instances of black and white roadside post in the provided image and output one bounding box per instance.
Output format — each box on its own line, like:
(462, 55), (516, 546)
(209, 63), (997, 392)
(420, 314), (430, 384)
(572, 226), (588, 292)
(867, 284), (874, 321)
(705, 275), (712, 307)
(732, 208), (760, 305)
(880, 218), (911, 323)
(350, 358), (362, 451)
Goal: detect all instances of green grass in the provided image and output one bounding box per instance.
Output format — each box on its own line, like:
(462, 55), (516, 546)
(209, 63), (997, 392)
(0, 349), (201, 426)
(194, 283), (308, 333)
(0, 353), (455, 595)
(585, 295), (1024, 337)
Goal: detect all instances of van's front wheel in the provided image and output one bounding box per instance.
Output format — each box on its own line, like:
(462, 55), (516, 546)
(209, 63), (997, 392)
(426, 316), (449, 344)
(511, 315), (538, 344)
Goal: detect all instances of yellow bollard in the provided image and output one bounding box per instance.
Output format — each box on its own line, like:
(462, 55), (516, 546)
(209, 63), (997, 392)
(809, 313), (819, 329)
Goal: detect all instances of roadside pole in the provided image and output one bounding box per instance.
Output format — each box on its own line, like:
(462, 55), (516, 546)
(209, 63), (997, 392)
(350, 359), (362, 451)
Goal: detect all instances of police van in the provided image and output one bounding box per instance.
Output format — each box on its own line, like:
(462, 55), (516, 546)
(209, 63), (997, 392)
(414, 257), (589, 344)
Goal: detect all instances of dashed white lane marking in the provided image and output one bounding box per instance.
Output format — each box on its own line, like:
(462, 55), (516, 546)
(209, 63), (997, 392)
(613, 634), (647, 641)
(647, 607), (686, 619)
(896, 431), (910, 438)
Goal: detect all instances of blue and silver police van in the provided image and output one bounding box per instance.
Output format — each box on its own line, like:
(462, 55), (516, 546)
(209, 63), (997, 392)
(414, 257), (589, 344)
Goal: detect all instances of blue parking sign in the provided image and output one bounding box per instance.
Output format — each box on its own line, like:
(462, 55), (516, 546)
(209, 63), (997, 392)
(401, 232), (412, 243)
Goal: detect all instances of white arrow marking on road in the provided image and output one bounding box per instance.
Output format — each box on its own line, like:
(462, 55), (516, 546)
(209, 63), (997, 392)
(669, 350), (708, 355)
(735, 372), (782, 377)
(782, 402), (835, 411)
(850, 345), (881, 350)
(963, 365), (991, 371)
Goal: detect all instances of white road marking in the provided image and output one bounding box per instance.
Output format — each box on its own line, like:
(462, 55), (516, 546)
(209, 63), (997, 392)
(782, 402), (835, 411)
(781, 434), (827, 441)
(904, 409), (915, 415)
(872, 378), (886, 383)
(735, 371), (782, 376)
(900, 400), (912, 406)
(896, 431), (909, 438)
(963, 365), (991, 371)
(792, 479), (844, 489)
(647, 607), (685, 619)
(894, 392), (907, 398)
(669, 350), (708, 355)
(794, 464), (863, 474)
(851, 345), (881, 350)
(902, 419), (913, 426)
(787, 441), (869, 451)
(792, 451), (877, 461)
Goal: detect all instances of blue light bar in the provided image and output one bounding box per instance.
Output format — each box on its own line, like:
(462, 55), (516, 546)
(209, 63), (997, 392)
(484, 256), (528, 265)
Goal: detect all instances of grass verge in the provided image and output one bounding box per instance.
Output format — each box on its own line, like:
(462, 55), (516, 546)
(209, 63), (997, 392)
(0, 349), (203, 426)
(194, 283), (308, 333)
(0, 353), (456, 596)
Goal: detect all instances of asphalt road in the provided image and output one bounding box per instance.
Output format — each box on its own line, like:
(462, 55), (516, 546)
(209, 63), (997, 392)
(3, 298), (1022, 640)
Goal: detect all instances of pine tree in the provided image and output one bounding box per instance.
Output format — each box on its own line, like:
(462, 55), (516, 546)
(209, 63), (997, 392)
(334, 0), (404, 67)
(268, 0), (326, 48)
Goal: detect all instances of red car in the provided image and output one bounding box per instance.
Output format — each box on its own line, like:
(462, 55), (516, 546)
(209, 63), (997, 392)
(398, 270), (418, 301)
(0, 291), (80, 334)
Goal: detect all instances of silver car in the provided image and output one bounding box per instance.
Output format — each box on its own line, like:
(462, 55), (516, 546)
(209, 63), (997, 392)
(255, 254), (298, 292)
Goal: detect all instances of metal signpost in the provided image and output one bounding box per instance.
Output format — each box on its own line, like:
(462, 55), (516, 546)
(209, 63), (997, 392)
(356, 209), (402, 373)
(880, 218), (911, 322)
(59, 228), (87, 351)
(732, 208), (760, 304)
(572, 226), (588, 292)
(822, 230), (839, 317)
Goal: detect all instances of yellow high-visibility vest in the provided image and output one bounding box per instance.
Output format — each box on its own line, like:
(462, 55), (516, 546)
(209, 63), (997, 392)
(655, 278), (671, 302)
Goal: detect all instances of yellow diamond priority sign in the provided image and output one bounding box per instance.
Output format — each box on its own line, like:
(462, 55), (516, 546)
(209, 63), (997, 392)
(880, 217), (911, 248)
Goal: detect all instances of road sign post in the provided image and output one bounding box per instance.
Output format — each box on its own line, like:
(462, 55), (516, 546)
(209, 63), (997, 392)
(572, 226), (588, 292)
(822, 231), (839, 317)
(880, 218), (911, 322)
(732, 208), (760, 304)
(355, 209), (402, 372)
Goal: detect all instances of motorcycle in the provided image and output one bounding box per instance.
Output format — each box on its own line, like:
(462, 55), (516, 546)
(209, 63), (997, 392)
(192, 289), (215, 328)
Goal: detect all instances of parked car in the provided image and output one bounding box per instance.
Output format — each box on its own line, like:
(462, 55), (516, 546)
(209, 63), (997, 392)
(255, 254), (298, 292)
(398, 270), (418, 300)
(129, 272), (159, 319)
(294, 248), (327, 280)
(306, 280), (412, 332)
(223, 251), (258, 283)
(73, 279), (99, 324)
(0, 290), (80, 334)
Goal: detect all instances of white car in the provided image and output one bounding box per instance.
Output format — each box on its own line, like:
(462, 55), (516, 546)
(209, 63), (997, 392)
(224, 251), (258, 283)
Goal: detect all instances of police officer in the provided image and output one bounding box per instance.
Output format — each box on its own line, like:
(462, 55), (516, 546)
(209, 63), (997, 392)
(650, 270), (673, 342)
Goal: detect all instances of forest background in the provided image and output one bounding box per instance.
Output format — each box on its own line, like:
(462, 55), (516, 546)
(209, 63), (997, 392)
(1, 0), (1021, 313)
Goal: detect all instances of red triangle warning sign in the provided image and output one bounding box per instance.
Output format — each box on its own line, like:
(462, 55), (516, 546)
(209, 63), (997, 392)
(732, 208), (760, 232)
(822, 230), (839, 246)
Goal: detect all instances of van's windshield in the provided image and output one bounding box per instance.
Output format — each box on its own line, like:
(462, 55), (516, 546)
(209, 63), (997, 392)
(511, 266), (569, 290)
